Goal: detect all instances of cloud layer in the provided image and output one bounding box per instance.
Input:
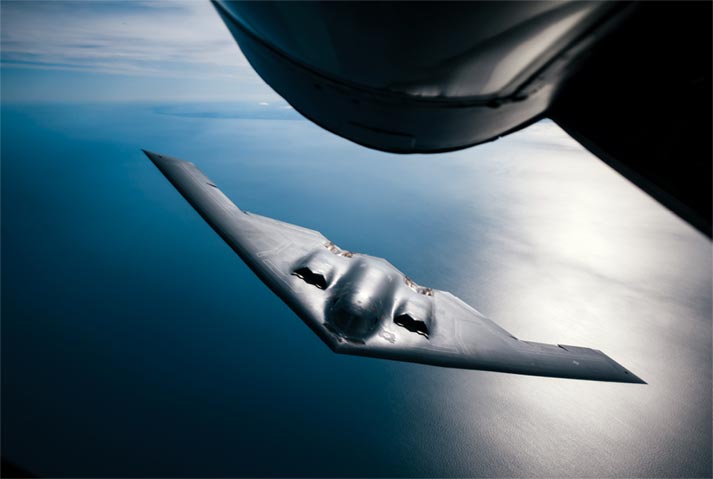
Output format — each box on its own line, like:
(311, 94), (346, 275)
(1, 1), (249, 79)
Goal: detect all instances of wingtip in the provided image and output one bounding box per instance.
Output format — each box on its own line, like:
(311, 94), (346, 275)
(142, 149), (182, 168)
(587, 344), (648, 384)
(619, 367), (646, 384)
(141, 149), (161, 163)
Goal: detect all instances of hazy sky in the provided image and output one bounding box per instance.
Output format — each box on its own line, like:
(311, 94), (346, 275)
(1, 0), (279, 102)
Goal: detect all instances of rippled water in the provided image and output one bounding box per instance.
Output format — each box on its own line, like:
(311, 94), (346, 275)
(2, 102), (710, 477)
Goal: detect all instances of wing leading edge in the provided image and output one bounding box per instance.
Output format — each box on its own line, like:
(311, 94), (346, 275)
(144, 150), (645, 384)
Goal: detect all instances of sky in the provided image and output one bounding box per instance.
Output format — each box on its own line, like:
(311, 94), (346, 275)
(1, 0), (279, 102)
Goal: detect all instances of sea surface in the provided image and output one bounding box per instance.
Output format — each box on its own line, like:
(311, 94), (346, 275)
(2, 102), (711, 477)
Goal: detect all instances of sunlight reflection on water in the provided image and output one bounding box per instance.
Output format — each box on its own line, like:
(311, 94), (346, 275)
(2, 104), (710, 477)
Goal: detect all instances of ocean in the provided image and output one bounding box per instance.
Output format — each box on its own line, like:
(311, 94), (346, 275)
(2, 102), (710, 477)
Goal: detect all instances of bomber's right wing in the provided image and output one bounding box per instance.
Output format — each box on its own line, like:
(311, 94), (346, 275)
(145, 150), (645, 383)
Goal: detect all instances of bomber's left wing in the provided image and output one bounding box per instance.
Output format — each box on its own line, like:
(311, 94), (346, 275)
(144, 150), (644, 383)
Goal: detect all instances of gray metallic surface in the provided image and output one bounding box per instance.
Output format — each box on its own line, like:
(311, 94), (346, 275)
(144, 150), (644, 384)
(211, 1), (629, 154)
(214, 1), (614, 100)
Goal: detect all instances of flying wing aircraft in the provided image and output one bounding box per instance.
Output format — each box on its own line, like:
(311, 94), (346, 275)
(144, 150), (644, 383)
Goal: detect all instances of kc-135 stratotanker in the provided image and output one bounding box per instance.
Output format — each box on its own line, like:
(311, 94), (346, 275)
(211, 1), (711, 238)
(144, 150), (644, 383)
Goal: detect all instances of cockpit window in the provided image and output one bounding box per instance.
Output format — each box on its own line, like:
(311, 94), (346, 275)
(292, 267), (327, 289)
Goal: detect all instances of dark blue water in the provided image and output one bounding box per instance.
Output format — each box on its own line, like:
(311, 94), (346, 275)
(2, 102), (711, 477)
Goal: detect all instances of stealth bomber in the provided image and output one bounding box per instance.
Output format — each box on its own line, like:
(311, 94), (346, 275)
(144, 150), (644, 384)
